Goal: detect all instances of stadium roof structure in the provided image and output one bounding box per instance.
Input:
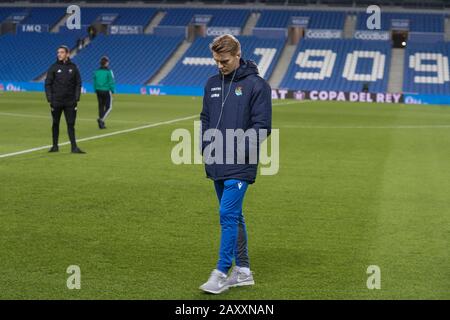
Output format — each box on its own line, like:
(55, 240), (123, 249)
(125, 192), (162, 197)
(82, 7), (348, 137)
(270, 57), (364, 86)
(1, 0), (450, 10)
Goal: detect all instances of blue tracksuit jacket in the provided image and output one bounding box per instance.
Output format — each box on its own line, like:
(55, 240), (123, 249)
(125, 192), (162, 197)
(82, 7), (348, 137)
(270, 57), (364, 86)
(200, 59), (272, 184)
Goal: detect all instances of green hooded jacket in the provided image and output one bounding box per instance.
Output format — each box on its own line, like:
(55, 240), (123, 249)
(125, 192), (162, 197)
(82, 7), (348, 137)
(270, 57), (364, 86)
(93, 67), (115, 93)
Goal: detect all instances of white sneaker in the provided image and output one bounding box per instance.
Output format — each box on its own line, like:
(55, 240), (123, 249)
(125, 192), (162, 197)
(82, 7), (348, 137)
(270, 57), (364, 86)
(199, 269), (229, 294)
(225, 266), (255, 288)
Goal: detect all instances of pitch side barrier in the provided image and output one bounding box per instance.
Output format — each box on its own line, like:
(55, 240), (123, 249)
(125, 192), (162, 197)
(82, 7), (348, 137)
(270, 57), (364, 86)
(270, 89), (450, 105)
(1, 81), (450, 105)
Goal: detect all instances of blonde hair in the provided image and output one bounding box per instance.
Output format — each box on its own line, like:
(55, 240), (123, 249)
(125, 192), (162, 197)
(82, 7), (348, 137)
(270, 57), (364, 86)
(209, 34), (241, 56)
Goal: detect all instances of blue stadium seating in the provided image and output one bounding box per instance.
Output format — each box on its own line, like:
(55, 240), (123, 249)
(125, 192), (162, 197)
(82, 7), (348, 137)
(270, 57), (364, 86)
(114, 8), (156, 26)
(0, 7), (66, 27)
(78, 7), (157, 26)
(1, 5), (449, 96)
(280, 39), (391, 93)
(72, 35), (183, 85)
(0, 7), (158, 29)
(356, 12), (444, 33)
(0, 7), (22, 23)
(159, 8), (250, 27)
(0, 33), (81, 81)
(403, 42), (450, 94)
(23, 7), (66, 27)
(160, 36), (285, 87)
(255, 10), (346, 29)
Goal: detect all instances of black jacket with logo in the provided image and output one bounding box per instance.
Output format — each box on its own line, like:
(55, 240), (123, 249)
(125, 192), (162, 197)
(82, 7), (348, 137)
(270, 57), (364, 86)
(45, 58), (82, 106)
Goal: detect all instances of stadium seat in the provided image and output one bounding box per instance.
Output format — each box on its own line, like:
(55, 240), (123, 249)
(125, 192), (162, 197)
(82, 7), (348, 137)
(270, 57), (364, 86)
(72, 34), (184, 85)
(160, 36), (286, 87)
(0, 7), (25, 23)
(0, 7), (65, 27)
(403, 41), (450, 94)
(280, 39), (391, 93)
(0, 33), (82, 81)
(255, 10), (346, 29)
(22, 7), (67, 27)
(355, 12), (444, 33)
(0, 5), (448, 95)
(159, 8), (250, 27)
(77, 7), (157, 26)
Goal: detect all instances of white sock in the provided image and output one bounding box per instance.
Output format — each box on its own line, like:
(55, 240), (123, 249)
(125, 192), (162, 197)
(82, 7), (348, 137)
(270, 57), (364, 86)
(238, 267), (251, 276)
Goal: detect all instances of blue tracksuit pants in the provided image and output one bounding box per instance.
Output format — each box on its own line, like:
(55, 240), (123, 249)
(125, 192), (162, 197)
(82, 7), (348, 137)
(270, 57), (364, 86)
(214, 179), (250, 274)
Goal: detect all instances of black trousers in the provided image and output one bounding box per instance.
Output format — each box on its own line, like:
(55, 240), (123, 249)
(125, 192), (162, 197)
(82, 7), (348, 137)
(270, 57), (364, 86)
(51, 103), (78, 149)
(96, 90), (112, 121)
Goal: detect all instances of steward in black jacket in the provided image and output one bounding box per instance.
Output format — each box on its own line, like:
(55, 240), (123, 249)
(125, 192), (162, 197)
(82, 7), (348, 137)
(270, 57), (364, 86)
(44, 45), (85, 154)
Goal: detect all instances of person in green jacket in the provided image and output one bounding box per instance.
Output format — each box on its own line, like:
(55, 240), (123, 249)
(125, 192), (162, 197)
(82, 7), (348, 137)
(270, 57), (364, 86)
(93, 56), (115, 129)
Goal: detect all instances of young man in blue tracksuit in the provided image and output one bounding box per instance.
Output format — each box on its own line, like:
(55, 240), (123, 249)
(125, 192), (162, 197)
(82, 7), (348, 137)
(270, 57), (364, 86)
(199, 34), (272, 294)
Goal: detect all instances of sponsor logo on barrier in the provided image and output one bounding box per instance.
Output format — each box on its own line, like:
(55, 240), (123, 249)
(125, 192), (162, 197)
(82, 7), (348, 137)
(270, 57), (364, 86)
(308, 90), (402, 103)
(271, 89), (403, 103)
(290, 16), (309, 27)
(391, 19), (409, 30)
(109, 25), (143, 35)
(354, 30), (390, 41)
(2, 80), (447, 105)
(206, 27), (241, 36)
(403, 93), (450, 105)
(17, 24), (49, 33)
(96, 13), (118, 24)
(305, 29), (342, 39)
(3, 83), (25, 92)
(139, 87), (162, 95)
(294, 91), (306, 100)
(6, 13), (28, 23)
(271, 89), (289, 100)
(191, 14), (212, 25)
(404, 95), (422, 104)
(149, 88), (161, 95)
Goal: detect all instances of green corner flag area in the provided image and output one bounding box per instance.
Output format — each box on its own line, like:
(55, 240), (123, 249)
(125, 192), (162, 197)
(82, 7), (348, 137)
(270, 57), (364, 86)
(1, 92), (448, 299)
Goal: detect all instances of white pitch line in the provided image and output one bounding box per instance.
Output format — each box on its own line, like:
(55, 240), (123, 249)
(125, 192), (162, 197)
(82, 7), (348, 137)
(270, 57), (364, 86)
(273, 100), (306, 106)
(0, 111), (145, 124)
(0, 112), (51, 119)
(0, 114), (198, 159)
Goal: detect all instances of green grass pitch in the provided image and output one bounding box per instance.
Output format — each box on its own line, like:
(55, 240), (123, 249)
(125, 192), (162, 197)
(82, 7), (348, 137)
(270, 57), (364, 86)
(0, 91), (449, 299)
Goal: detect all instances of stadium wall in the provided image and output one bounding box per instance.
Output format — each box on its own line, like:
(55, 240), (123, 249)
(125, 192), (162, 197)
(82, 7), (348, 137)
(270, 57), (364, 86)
(2, 80), (450, 105)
